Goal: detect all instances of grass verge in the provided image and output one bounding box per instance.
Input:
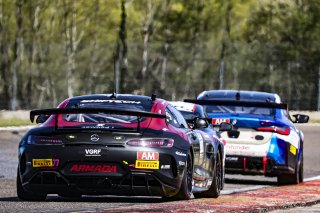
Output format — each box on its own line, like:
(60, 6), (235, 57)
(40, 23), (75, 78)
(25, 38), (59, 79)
(0, 118), (34, 127)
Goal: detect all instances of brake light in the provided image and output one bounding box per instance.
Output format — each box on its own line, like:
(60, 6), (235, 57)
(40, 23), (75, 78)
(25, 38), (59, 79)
(27, 135), (63, 145)
(257, 126), (290, 135)
(126, 138), (174, 147)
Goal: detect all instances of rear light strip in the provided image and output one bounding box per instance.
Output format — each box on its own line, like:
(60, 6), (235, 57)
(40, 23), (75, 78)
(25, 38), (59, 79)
(126, 138), (174, 147)
(256, 126), (290, 135)
(27, 135), (63, 145)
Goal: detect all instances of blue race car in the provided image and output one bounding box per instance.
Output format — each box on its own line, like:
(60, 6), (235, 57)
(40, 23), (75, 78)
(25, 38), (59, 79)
(185, 90), (309, 185)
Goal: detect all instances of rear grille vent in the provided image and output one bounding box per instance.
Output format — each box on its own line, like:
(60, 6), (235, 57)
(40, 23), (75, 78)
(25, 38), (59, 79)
(30, 172), (67, 185)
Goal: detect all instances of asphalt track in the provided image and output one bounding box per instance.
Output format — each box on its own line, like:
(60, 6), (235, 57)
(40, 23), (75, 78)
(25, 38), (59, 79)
(0, 124), (319, 212)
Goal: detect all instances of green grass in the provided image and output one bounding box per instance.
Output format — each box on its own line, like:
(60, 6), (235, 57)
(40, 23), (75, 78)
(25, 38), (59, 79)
(0, 118), (35, 127)
(309, 119), (320, 124)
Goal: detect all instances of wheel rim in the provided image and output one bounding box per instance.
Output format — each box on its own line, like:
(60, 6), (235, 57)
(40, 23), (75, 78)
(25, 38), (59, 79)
(187, 155), (192, 194)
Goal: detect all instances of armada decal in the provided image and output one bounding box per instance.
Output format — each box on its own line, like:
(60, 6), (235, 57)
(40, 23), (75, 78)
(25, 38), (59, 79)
(69, 164), (117, 173)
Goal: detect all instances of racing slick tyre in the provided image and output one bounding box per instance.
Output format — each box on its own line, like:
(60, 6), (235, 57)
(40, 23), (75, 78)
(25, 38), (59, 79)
(16, 168), (47, 201)
(299, 153), (304, 183)
(172, 151), (194, 200)
(197, 151), (222, 198)
(277, 159), (300, 185)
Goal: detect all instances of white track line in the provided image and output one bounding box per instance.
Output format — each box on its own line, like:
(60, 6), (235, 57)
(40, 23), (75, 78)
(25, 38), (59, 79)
(304, 175), (320, 182)
(222, 175), (320, 195)
(222, 185), (271, 195)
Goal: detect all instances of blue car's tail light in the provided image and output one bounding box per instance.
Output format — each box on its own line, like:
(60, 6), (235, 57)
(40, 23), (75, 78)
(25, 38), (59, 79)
(257, 126), (290, 135)
(126, 138), (174, 147)
(27, 135), (63, 145)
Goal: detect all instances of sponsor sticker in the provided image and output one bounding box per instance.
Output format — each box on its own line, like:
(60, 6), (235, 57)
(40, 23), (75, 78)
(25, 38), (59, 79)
(212, 118), (230, 125)
(80, 100), (141, 104)
(32, 159), (59, 167)
(137, 152), (159, 160)
(161, 165), (171, 169)
(290, 145), (297, 155)
(85, 149), (101, 156)
(178, 161), (185, 166)
(135, 160), (159, 169)
(226, 156), (239, 162)
(175, 151), (187, 157)
(171, 103), (196, 112)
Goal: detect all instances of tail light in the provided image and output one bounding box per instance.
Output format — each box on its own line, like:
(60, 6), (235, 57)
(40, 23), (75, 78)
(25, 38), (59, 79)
(27, 135), (63, 145)
(221, 139), (227, 146)
(256, 126), (290, 135)
(126, 138), (174, 147)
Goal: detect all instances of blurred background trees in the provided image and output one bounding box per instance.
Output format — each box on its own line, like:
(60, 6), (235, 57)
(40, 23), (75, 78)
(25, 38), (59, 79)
(0, 0), (319, 110)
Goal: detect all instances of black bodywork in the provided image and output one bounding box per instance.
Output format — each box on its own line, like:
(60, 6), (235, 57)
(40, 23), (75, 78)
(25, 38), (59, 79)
(17, 94), (222, 200)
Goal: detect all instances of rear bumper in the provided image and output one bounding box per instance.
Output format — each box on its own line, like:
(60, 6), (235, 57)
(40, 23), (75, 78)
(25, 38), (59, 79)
(21, 170), (180, 197)
(225, 155), (295, 176)
(18, 144), (188, 197)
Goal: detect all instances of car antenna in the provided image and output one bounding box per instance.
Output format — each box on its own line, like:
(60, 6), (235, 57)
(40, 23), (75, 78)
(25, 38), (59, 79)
(151, 94), (156, 101)
(113, 51), (120, 95)
(235, 91), (240, 100)
(110, 92), (117, 99)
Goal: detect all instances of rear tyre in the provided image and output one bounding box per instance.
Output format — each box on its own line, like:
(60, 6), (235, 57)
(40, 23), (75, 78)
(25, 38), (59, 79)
(172, 151), (193, 200)
(299, 153), (304, 183)
(199, 151), (222, 198)
(16, 168), (47, 201)
(277, 159), (300, 186)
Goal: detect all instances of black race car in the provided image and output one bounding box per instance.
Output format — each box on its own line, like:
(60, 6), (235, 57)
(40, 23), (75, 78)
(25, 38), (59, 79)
(17, 94), (232, 201)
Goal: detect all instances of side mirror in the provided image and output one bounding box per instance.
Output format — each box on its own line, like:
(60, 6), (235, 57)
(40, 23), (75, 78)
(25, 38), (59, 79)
(36, 114), (50, 124)
(194, 118), (208, 129)
(219, 122), (233, 131)
(219, 122), (240, 138)
(292, 114), (309, 123)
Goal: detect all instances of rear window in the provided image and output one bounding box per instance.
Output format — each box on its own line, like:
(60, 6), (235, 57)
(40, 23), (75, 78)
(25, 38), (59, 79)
(204, 104), (275, 116)
(60, 99), (153, 128)
(180, 111), (202, 120)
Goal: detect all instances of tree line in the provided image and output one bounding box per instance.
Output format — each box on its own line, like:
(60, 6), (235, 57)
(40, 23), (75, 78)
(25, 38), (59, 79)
(0, 0), (319, 110)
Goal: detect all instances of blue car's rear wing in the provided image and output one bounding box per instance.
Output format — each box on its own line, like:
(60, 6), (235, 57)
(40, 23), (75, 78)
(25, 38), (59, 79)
(184, 99), (288, 109)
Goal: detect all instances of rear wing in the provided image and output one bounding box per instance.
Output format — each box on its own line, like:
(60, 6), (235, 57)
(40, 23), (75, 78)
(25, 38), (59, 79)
(30, 107), (166, 122)
(30, 108), (166, 132)
(184, 99), (288, 110)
